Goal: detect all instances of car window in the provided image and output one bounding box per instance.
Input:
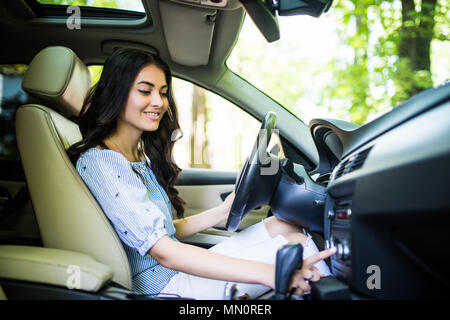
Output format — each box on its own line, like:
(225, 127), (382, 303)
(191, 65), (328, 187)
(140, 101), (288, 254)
(228, 6), (449, 125)
(0, 65), (37, 161)
(87, 66), (265, 171)
(172, 78), (262, 171)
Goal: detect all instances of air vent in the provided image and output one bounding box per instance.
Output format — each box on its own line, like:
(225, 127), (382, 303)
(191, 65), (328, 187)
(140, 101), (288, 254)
(333, 147), (372, 180)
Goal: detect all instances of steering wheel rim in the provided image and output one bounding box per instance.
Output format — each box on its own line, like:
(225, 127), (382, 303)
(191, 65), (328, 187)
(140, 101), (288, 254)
(226, 111), (277, 231)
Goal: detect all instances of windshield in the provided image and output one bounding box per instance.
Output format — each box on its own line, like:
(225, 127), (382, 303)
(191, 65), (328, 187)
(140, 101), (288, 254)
(227, 0), (449, 125)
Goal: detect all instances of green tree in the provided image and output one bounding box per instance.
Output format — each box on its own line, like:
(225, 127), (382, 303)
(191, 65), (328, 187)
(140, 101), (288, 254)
(391, 0), (444, 103)
(324, 0), (373, 124)
(323, 0), (449, 124)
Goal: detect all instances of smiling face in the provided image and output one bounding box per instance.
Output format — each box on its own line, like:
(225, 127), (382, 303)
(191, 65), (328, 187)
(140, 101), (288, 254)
(117, 63), (169, 137)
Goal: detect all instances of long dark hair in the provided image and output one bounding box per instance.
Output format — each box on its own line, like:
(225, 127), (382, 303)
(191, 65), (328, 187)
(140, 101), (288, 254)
(68, 48), (186, 218)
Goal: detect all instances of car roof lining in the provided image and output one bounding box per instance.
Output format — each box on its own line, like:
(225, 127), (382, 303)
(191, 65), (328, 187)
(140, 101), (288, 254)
(0, 0), (245, 85)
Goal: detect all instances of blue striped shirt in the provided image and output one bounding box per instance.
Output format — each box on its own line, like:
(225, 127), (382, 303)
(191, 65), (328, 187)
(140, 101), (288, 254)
(76, 148), (178, 295)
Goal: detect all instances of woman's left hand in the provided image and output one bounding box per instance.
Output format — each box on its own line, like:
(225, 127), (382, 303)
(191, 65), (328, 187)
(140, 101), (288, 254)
(219, 191), (235, 220)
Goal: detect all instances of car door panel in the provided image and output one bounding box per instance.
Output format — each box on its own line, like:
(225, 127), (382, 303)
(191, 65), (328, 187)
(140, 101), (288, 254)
(176, 168), (270, 247)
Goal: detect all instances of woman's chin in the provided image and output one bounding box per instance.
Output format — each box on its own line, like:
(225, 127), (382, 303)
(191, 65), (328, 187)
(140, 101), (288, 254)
(142, 123), (160, 132)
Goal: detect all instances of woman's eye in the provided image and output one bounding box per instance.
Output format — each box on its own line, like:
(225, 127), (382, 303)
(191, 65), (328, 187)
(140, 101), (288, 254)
(161, 92), (168, 97)
(138, 89), (150, 95)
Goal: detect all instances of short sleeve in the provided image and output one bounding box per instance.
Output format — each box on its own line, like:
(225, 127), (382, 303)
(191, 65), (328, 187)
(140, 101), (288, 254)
(77, 150), (168, 256)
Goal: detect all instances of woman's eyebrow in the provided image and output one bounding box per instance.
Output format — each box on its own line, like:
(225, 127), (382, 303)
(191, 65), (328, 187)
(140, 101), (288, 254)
(137, 80), (168, 89)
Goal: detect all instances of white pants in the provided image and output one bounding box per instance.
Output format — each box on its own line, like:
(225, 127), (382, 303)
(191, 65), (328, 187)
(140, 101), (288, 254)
(159, 219), (331, 300)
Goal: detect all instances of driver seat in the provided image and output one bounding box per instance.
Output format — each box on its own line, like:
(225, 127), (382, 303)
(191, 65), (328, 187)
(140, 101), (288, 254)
(15, 46), (132, 290)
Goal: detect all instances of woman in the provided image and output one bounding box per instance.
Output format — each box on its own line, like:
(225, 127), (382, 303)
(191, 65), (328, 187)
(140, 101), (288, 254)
(68, 48), (336, 300)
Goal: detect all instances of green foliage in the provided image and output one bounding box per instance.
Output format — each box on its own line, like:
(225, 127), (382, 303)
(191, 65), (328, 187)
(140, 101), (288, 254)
(320, 0), (447, 124)
(320, 0), (378, 124)
(36, 0), (122, 9)
(230, 0), (448, 125)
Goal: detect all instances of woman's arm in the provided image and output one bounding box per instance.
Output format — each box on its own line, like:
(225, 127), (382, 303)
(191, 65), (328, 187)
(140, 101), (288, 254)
(173, 206), (226, 239)
(173, 192), (235, 240)
(150, 235), (275, 288)
(150, 235), (337, 293)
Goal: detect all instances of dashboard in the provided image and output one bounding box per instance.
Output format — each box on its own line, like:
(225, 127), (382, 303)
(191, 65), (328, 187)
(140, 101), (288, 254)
(310, 82), (450, 299)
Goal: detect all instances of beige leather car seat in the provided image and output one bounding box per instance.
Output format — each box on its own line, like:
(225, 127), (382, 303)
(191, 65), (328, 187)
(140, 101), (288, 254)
(0, 285), (7, 300)
(15, 46), (132, 290)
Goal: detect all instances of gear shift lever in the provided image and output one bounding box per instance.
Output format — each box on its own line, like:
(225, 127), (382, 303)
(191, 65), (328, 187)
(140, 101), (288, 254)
(272, 243), (303, 300)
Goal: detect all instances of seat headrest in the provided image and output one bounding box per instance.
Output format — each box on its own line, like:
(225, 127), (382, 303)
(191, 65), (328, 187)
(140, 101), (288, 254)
(22, 46), (92, 117)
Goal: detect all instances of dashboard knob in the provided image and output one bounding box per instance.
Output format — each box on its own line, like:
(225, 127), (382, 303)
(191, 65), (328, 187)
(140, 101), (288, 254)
(336, 243), (343, 255)
(343, 243), (350, 260)
(336, 242), (350, 261)
(326, 237), (336, 252)
(327, 210), (335, 220)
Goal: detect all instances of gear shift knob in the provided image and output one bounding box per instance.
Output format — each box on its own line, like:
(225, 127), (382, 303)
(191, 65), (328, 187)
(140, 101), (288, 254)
(273, 243), (303, 300)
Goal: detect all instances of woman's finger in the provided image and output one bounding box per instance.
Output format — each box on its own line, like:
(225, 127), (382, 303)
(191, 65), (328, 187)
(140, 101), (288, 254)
(309, 266), (321, 282)
(304, 247), (336, 268)
(291, 271), (312, 292)
(294, 288), (304, 297)
(301, 269), (314, 281)
(298, 280), (311, 292)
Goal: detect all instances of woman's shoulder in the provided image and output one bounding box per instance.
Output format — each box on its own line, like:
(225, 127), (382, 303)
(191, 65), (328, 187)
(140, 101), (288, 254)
(77, 147), (130, 170)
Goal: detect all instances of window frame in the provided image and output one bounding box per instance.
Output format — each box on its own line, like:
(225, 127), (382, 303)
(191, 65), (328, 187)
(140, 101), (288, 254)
(26, 0), (147, 21)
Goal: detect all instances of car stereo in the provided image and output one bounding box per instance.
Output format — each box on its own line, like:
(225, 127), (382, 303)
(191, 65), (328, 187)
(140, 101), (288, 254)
(324, 196), (353, 284)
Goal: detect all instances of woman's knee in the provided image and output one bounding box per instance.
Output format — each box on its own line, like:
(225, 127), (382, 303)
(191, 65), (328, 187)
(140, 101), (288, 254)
(264, 216), (302, 238)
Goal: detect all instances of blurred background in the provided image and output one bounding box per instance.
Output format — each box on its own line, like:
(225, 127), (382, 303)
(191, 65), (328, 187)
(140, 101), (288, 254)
(1, 0), (449, 172)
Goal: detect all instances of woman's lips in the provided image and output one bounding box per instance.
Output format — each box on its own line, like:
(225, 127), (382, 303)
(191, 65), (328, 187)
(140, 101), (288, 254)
(143, 112), (160, 120)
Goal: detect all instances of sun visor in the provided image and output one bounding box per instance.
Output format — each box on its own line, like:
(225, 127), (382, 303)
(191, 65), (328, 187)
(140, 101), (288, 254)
(159, 1), (216, 66)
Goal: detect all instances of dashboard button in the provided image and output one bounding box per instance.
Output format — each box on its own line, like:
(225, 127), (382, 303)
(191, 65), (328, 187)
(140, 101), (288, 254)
(343, 244), (350, 260)
(328, 210), (335, 219)
(336, 242), (350, 261)
(337, 243), (343, 256)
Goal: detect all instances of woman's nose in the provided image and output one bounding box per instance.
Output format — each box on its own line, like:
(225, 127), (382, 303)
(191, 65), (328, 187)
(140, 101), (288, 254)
(151, 91), (164, 107)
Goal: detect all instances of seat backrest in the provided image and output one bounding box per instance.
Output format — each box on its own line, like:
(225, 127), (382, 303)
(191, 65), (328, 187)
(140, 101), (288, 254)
(16, 46), (132, 290)
(0, 284), (6, 300)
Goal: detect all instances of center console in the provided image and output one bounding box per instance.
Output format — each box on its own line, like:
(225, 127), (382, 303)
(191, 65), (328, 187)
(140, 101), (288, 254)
(325, 198), (352, 284)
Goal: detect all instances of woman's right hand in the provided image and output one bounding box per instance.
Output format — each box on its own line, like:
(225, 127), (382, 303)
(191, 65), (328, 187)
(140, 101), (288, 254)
(219, 191), (235, 221)
(288, 246), (337, 296)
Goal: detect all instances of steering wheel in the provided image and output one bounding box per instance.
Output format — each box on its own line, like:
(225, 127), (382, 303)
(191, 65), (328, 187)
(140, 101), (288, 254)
(226, 111), (279, 231)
